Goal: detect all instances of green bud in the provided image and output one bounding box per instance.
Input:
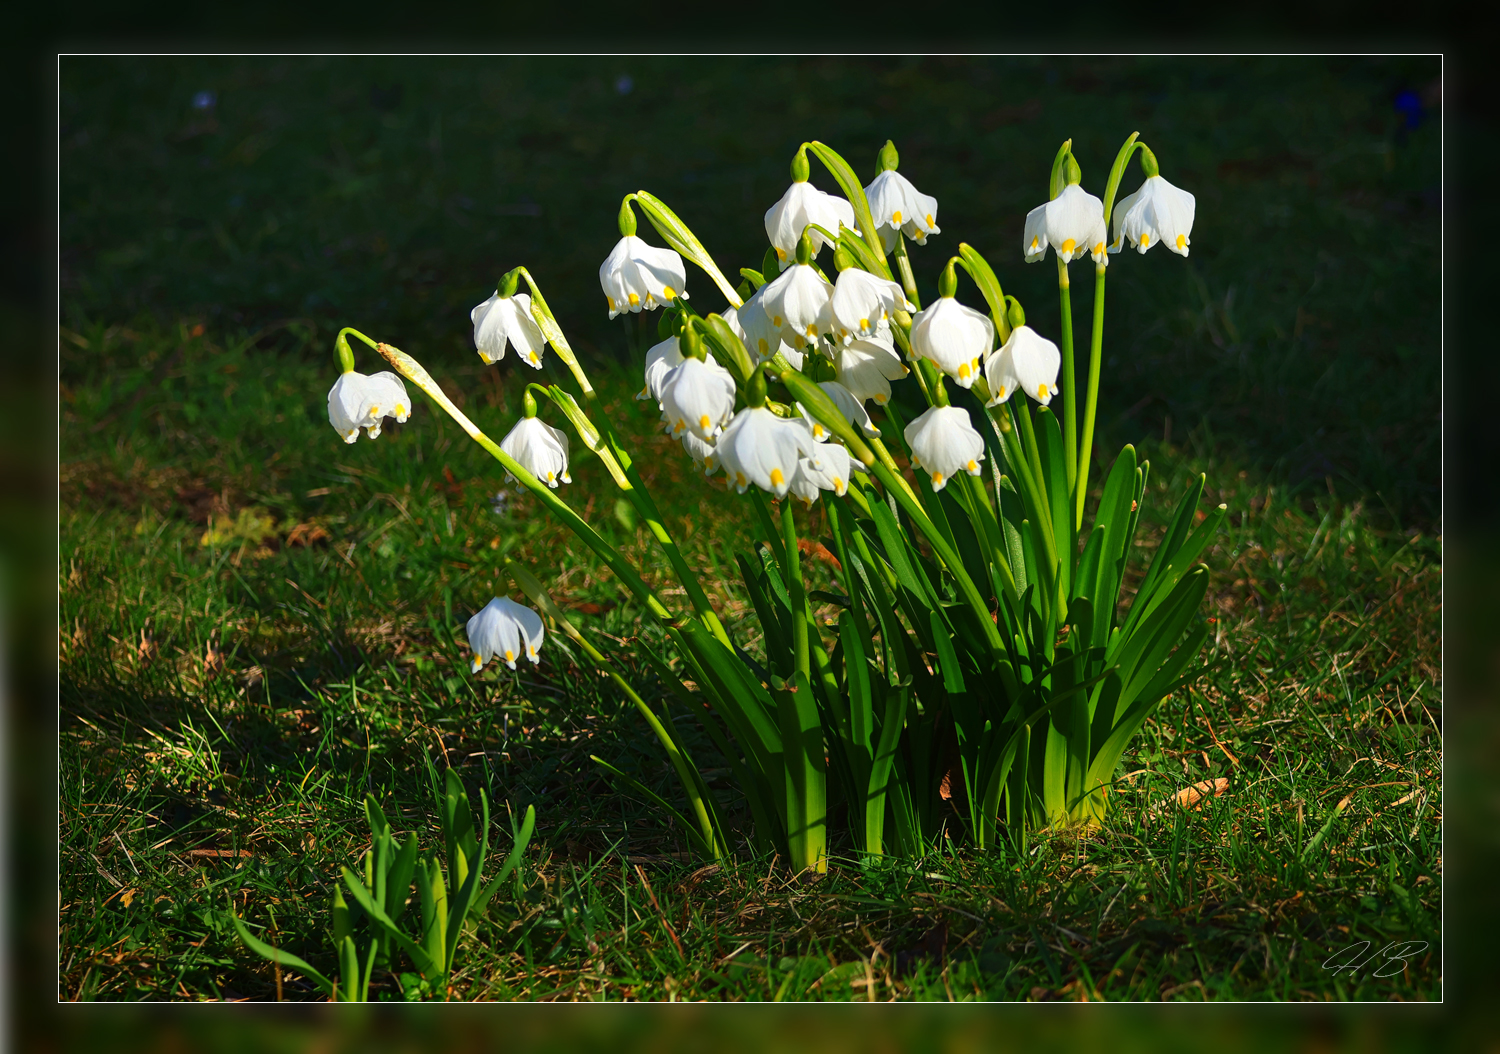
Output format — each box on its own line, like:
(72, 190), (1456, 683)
(795, 230), (815, 267)
(498, 269), (521, 298)
(832, 247), (854, 272)
(335, 332), (355, 373)
(938, 259), (958, 299)
(746, 364), (768, 408)
(1139, 143), (1160, 179)
(1006, 297), (1026, 330)
(680, 320), (705, 361)
(791, 145), (810, 183)
(618, 198), (638, 237)
(878, 139), (900, 173)
(522, 386), (539, 418)
(1065, 154), (1082, 186)
(763, 246), (782, 279)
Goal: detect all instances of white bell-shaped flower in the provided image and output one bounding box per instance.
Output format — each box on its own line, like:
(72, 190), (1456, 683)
(785, 459), (825, 506)
(864, 168), (940, 251)
(834, 336), (908, 406)
(1109, 175), (1196, 257)
(984, 325), (1061, 407)
(679, 429), (722, 476)
(715, 407), (821, 497)
(828, 267), (910, 345)
(797, 441), (862, 498)
(798, 380), (880, 442)
(764, 182), (855, 269)
(327, 371), (411, 444)
(471, 292), (547, 368)
(660, 355), (737, 442)
(1023, 184), (1108, 265)
(500, 415), (572, 488)
(908, 296), (994, 389)
(466, 596), (545, 672)
(638, 336), (683, 405)
(761, 263), (835, 349)
(599, 236), (688, 318)
(903, 405), (985, 492)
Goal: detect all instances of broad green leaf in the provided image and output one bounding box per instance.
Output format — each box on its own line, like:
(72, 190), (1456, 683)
(634, 190), (742, 306)
(806, 141), (892, 277)
(229, 914), (335, 997)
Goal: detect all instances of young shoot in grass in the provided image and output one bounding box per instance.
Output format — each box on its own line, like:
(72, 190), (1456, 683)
(327, 135), (1217, 876)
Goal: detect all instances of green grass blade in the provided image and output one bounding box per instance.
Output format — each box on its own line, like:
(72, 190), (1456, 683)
(229, 913), (335, 998)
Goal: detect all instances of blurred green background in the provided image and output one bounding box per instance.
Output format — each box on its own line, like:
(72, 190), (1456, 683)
(59, 55), (1441, 527)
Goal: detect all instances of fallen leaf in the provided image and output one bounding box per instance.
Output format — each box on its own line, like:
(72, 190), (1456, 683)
(1154, 777), (1230, 814)
(184, 848), (252, 859)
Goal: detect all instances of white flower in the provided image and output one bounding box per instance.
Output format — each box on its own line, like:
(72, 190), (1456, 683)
(660, 356), (737, 442)
(761, 263), (836, 349)
(828, 267), (909, 344)
(715, 407), (820, 497)
(1109, 175), (1196, 256)
(1023, 184), (1108, 265)
(784, 460), (825, 506)
(599, 236), (688, 318)
(327, 371), (411, 444)
(471, 292), (547, 368)
(984, 325), (1061, 407)
(864, 168), (940, 251)
(679, 429), (721, 476)
(908, 296), (994, 388)
(835, 335), (908, 406)
(764, 182), (854, 269)
(903, 406), (986, 492)
(796, 441), (863, 499)
(738, 285), (807, 369)
(466, 596), (544, 672)
(500, 416), (572, 488)
(798, 380), (880, 442)
(638, 336), (684, 405)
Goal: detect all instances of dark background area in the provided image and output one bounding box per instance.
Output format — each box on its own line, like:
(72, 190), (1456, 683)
(1, 15), (1492, 1048)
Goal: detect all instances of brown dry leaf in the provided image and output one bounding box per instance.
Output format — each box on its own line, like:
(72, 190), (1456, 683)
(285, 522), (331, 548)
(1154, 777), (1230, 814)
(184, 849), (252, 859)
(119, 889), (136, 909)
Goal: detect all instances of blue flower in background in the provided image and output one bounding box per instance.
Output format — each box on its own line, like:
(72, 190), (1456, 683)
(1394, 89), (1424, 130)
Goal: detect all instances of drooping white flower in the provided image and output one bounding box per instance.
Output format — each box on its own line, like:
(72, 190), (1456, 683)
(864, 168), (940, 251)
(903, 405), (985, 492)
(679, 429), (722, 476)
(764, 182), (854, 269)
(599, 236), (688, 318)
(659, 355), (737, 442)
(715, 407), (821, 497)
(500, 415), (572, 488)
(785, 459), (825, 506)
(327, 371), (411, 444)
(908, 296), (994, 388)
(834, 336), (909, 406)
(466, 596), (545, 672)
(828, 266), (910, 344)
(761, 263), (836, 349)
(1022, 183), (1108, 265)
(471, 292), (547, 368)
(637, 336), (684, 404)
(796, 441), (863, 498)
(1109, 175), (1196, 256)
(984, 325), (1061, 407)
(798, 380), (880, 442)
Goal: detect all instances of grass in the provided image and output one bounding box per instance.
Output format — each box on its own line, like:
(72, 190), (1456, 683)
(57, 55), (1441, 1005)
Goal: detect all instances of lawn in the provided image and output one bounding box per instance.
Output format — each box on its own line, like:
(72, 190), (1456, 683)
(58, 55), (1441, 1004)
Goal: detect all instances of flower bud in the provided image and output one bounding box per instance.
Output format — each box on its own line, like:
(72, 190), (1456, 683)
(877, 139), (900, 173)
(795, 230), (815, 267)
(498, 269), (521, 298)
(522, 386), (539, 418)
(618, 198), (638, 237)
(746, 364), (769, 408)
(1065, 154), (1082, 187)
(335, 331), (355, 373)
(680, 319), (706, 362)
(791, 145), (810, 183)
(832, 247), (854, 272)
(1006, 297), (1026, 330)
(938, 259), (958, 299)
(1138, 143), (1160, 178)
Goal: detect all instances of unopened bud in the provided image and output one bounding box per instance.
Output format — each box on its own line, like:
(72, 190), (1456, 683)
(498, 269), (521, 298)
(791, 145), (810, 183)
(522, 387), (539, 418)
(618, 198), (638, 237)
(938, 259), (958, 299)
(746, 364), (769, 408)
(1065, 154), (1082, 187)
(795, 230), (815, 267)
(1006, 297), (1026, 330)
(680, 320), (705, 362)
(877, 140), (900, 173)
(335, 332), (355, 373)
(1139, 143), (1160, 179)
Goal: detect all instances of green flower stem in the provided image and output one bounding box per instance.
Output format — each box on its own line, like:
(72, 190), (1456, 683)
(749, 488), (789, 570)
(956, 471), (1017, 602)
(1056, 255), (1077, 495)
(1075, 262), (1108, 530)
(893, 236), (922, 310)
(514, 267), (592, 398)
(337, 327), (380, 373)
(375, 343), (673, 626)
(781, 499), (811, 682)
(508, 562), (722, 858)
(993, 401), (1059, 571)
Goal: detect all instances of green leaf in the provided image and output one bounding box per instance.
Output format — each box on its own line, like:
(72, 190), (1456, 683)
(806, 141), (892, 277)
(229, 913), (335, 998)
(593, 756), (715, 859)
(339, 867), (436, 979)
(471, 804), (537, 919)
(633, 190), (742, 306)
(956, 243), (1009, 338)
